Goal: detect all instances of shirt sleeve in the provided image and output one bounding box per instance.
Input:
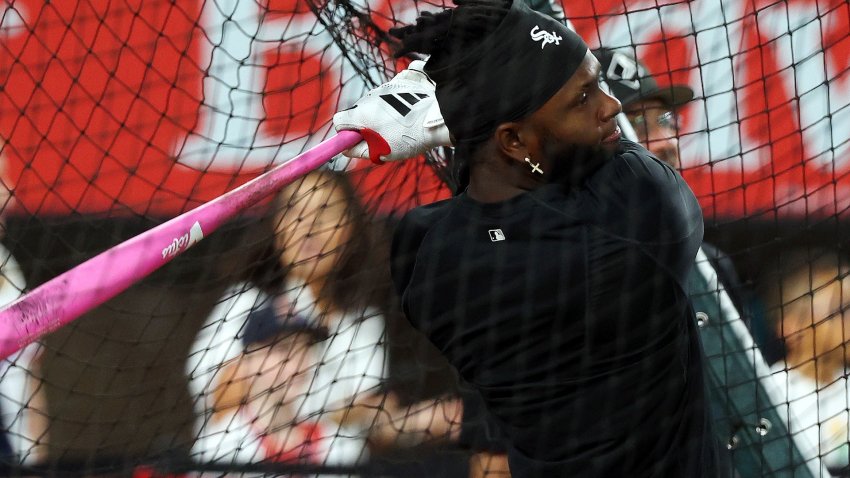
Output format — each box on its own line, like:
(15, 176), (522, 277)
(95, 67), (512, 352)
(390, 215), (421, 302)
(458, 383), (509, 452)
(390, 200), (453, 306)
(580, 142), (703, 245)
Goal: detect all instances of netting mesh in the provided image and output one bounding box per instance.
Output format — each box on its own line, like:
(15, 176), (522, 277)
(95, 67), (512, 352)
(0, 0), (847, 476)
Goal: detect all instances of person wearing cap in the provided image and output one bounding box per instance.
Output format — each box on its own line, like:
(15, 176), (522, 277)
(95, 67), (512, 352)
(592, 47), (772, 340)
(592, 48), (773, 341)
(333, 0), (722, 476)
(592, 48), (693, 169)
(593, 47), (825, 476)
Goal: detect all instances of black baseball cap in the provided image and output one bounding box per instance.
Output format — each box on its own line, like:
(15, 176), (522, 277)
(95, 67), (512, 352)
(593, 48), (694, 109)
(241, 302), (328, 347)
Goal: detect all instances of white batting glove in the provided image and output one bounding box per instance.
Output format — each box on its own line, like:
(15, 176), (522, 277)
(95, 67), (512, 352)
(333, 60), (452, 164)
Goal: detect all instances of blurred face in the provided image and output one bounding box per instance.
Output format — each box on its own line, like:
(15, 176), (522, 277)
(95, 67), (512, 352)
(275, 174), (354, 283)
(777, 271), (850, 371)
(624, 99), (681, 168)
(519, 52), (623, 171)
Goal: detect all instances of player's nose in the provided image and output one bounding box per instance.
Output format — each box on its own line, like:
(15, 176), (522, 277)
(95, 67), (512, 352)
(599, 91), (621, 124)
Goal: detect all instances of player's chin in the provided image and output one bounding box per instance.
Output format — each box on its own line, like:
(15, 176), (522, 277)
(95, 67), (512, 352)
(599, 140), (619, 155)
(592, 140), (619, 161)
(599, 126), (621, 148)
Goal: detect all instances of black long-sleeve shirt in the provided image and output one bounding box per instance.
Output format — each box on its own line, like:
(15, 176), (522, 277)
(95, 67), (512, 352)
(391, 139), (720, 477)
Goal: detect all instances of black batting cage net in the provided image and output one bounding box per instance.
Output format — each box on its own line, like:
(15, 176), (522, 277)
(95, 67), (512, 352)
(0, 0), (849, 476)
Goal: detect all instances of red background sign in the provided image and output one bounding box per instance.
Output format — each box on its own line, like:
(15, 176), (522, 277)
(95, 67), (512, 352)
(1, 0), (848, 221)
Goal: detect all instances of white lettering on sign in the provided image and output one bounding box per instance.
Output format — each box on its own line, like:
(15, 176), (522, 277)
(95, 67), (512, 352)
(175, 0), (327, 170)
(591, 0), (849, 176)
(0, 3), (27, 34)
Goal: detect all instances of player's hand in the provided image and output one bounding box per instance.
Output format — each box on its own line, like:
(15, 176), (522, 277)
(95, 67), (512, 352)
(333, 60), (452, 164)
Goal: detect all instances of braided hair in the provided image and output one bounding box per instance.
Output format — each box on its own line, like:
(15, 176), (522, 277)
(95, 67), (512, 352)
(390, 0), (511, 81)
(390, 0), (512, 190)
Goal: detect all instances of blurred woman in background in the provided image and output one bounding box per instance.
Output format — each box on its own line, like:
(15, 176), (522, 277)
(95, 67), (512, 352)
(196, 295), (332, 465)
(189, 169), (461, 470)
(767, 250), (850, 472)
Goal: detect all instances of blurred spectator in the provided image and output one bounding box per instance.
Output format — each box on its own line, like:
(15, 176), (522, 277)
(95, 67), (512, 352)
(0, 142), (47, 465)
(595, 48), (816, 475)
(188, 169), (462, 471)
(593, 46), (752, 345)
(765, 250), (850, 472)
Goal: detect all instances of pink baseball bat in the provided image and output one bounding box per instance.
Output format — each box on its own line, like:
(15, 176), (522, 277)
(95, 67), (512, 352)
(0, 131), (363, 359)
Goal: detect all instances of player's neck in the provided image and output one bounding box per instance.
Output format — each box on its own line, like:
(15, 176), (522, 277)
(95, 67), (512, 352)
(466, 155), (545, 203)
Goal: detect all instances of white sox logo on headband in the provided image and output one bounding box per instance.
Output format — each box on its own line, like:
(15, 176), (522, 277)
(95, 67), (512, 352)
(431, 0), (589, 143)
(530, 25), (561, 49)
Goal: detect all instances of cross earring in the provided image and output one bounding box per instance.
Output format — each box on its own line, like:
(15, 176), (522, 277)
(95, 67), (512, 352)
(525, 157), (543, 175)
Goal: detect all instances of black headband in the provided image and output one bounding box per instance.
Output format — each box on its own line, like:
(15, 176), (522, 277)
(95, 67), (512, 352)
(425, 0), (589, 144)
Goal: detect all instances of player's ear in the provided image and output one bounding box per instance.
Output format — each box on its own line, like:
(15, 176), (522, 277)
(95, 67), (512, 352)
(494, 122), (529, 164)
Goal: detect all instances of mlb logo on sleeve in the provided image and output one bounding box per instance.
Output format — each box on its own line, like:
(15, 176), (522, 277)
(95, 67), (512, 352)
(488, 229), (506, 242)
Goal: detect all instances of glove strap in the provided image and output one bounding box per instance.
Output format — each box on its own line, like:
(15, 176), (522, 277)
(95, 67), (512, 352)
(360, 128), (392, 165)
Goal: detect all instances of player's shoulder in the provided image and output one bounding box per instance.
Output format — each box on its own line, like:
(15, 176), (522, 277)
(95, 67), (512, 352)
(390, 198), (459, 299)
(617, 137), (651, 157)
(613, 138), (671, 171)
(594, 138), (681, 192)
(392, 197), (458, 266)
(396, 197), (458, 238)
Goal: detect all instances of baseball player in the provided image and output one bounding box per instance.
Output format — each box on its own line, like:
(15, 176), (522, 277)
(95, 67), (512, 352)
(334, 1), (721, 475)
